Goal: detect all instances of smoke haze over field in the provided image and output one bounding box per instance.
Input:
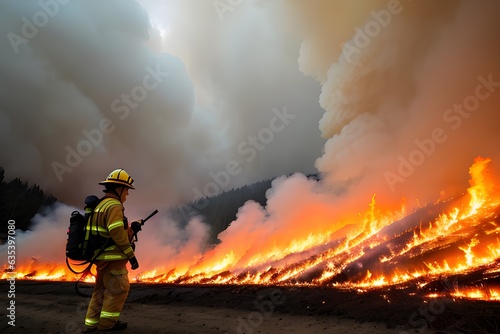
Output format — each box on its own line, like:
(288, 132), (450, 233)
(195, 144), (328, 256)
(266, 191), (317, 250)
(2, 1), (500, 275)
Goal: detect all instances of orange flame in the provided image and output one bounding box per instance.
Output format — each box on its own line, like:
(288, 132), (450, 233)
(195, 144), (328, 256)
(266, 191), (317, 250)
(4, 157), (500, 301)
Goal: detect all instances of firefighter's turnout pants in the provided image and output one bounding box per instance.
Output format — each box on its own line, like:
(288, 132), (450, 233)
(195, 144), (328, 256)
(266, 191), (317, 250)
(84, 259), (129, 330)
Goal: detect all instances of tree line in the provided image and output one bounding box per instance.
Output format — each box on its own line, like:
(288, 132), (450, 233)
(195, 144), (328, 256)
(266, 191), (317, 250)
(170, 174), (319, 244)
(0, 167), (57, 238)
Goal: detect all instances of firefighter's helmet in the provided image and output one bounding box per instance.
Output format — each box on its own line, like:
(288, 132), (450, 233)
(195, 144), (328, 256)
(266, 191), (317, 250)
(99, 168), (135, 189)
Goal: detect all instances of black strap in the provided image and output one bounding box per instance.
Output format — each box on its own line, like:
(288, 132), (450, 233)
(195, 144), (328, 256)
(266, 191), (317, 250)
(74, 265), (94, 297)
(68, 238), (111, 298)
(68, 197), (119, 296)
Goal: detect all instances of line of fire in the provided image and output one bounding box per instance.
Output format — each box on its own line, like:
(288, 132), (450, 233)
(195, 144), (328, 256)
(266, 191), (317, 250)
(3, 156), (500, 306)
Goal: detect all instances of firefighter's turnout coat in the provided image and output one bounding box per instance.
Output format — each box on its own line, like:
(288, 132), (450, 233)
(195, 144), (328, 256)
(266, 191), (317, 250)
(83, 193), (135, 330)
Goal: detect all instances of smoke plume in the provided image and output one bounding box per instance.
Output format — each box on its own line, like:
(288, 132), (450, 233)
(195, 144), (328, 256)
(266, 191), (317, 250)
(0, 0), (325, 210)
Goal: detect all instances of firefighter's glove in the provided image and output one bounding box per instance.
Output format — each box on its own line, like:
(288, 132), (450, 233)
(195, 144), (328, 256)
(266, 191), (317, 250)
(129, 256), (139, 270)
(131, 221), (143, 234)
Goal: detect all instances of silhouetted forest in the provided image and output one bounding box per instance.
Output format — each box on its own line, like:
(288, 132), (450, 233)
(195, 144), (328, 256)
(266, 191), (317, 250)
(170, 174), (319, 244)
(170, 179), (272, 244)
(0, 167), (57, 237)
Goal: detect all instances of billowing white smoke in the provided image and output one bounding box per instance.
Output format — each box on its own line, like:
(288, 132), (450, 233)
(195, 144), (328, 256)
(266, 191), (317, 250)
(7, 202), (209, 276)
(0, 0), (325, 209)
(302, 0), (500, 208)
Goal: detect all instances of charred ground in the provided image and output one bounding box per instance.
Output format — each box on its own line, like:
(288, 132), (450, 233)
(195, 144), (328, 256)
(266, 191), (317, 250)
(3, 276), (499, 334)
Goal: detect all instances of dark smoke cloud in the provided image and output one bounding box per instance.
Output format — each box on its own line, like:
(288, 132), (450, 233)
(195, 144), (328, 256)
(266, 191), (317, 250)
(0, 0), (193, 208)
(0, 0), (326, 211)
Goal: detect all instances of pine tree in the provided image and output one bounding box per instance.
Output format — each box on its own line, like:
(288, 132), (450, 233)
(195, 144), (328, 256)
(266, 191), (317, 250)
(0, 167), (57, 237)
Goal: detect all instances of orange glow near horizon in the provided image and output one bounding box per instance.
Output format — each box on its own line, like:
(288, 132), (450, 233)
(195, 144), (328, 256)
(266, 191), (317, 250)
(3, 157), (500, 301)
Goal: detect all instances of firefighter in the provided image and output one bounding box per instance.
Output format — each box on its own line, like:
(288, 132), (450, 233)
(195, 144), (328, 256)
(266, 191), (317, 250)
(82, 168), (139, 332)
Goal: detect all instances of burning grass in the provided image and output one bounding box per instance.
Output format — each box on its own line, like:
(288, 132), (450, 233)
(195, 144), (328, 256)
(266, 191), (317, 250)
(3, 157), (500, 318)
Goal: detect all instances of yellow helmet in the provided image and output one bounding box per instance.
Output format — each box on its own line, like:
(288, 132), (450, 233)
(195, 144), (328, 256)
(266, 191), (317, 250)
(99, 168), (135, 189)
